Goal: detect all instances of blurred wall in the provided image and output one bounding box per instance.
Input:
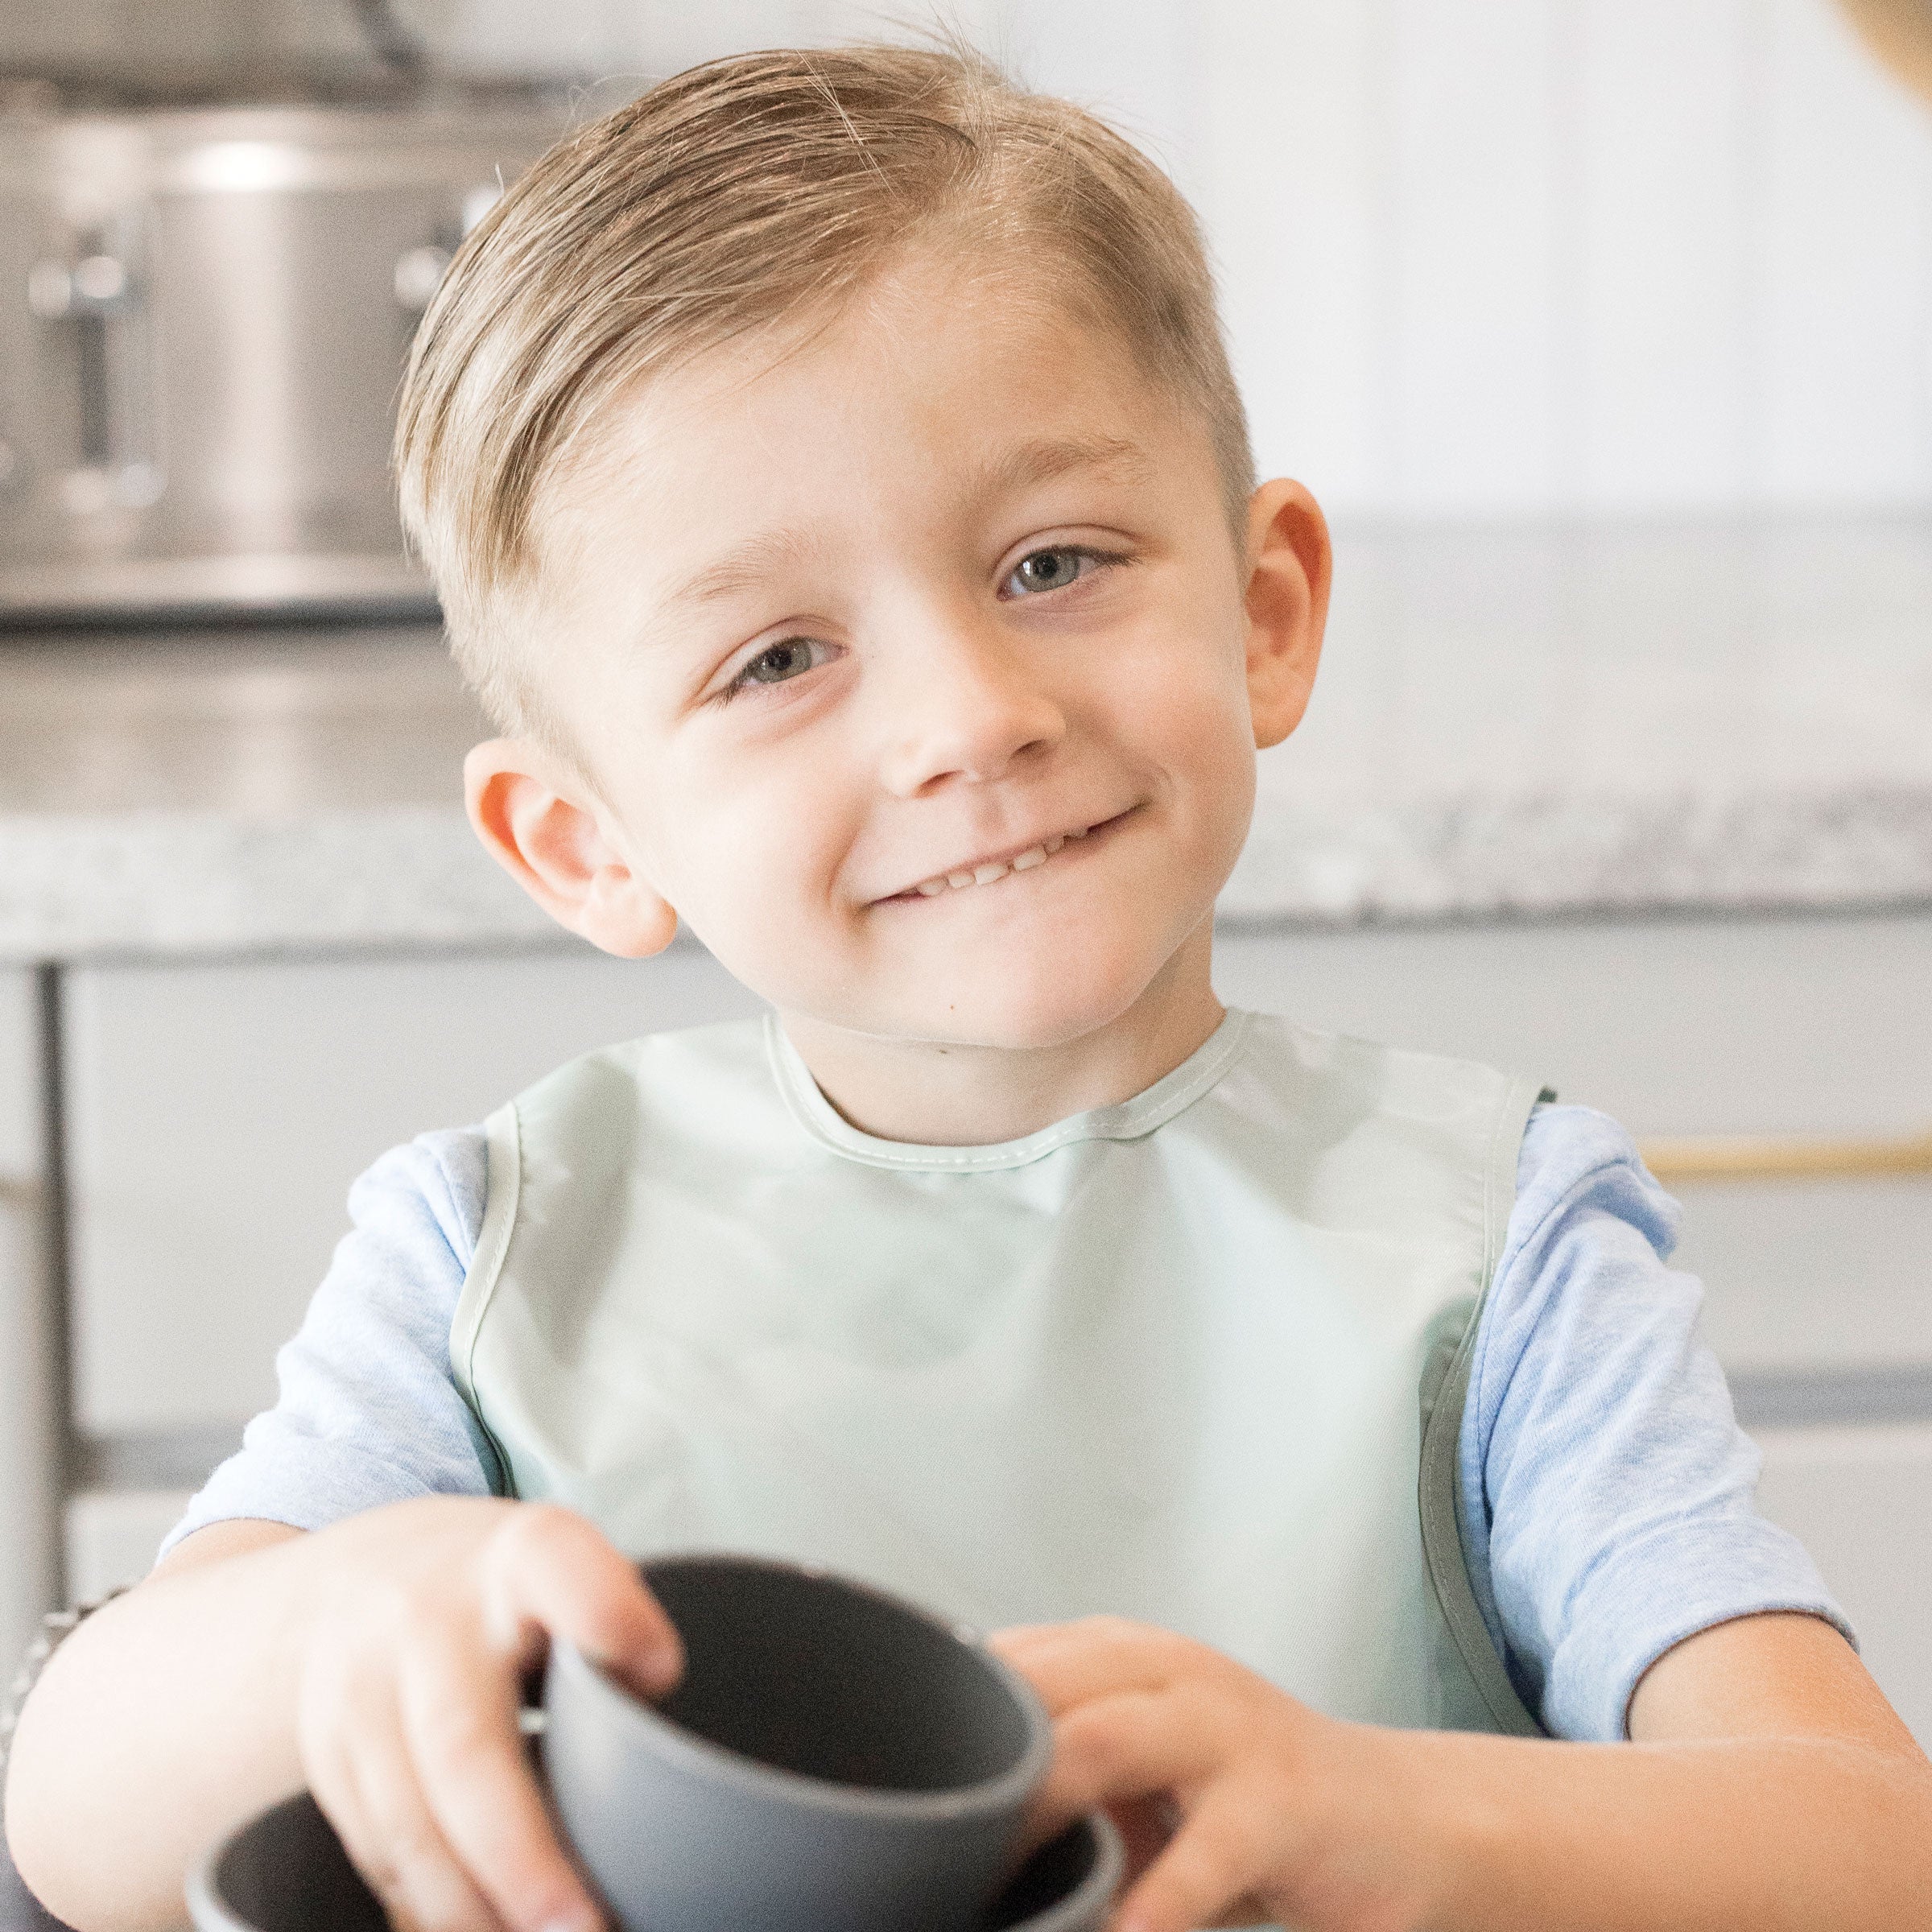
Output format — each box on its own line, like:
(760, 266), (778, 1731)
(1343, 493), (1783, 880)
(5, 0), (1931, 522)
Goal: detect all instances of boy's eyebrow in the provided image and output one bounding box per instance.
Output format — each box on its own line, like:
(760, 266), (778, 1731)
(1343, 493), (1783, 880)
(964, 433), (1157, 508)
(665, 526), (819, 612)
(661, 435), (1155, 613)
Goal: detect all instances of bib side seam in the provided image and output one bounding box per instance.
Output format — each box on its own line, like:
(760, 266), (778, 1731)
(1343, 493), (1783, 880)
(452, 1100), (524, 1499)
(1417, 1071), (1548, 1737)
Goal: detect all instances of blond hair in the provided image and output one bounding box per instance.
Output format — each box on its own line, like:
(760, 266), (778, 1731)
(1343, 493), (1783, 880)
(397, 42), (1253, 737)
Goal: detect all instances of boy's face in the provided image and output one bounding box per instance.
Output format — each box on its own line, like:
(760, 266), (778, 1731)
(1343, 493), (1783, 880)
(509, 253), (1321, 1055)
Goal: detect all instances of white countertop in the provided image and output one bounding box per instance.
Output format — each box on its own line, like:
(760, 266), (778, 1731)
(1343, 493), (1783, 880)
(3, 517), (1930, 964)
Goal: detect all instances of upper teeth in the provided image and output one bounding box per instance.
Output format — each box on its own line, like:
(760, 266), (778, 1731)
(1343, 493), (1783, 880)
(912, 830), (1076, 898)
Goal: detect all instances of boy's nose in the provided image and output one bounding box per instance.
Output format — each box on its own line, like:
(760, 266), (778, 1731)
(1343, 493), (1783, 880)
(875, 619), (1067, 797)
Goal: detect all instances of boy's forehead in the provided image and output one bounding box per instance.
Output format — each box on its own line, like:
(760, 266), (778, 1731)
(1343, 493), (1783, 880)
(540, 260), (1195, 584)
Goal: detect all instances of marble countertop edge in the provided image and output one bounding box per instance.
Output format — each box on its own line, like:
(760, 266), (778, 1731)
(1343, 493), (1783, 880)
(5, 786), (1930, 966)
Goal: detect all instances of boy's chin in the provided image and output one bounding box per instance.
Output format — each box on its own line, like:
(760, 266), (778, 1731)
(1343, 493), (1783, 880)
(885, 964), (1170, 1056)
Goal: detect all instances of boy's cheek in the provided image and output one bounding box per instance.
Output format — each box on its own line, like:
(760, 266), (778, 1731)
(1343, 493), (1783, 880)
(1108, 633), (1259, 772)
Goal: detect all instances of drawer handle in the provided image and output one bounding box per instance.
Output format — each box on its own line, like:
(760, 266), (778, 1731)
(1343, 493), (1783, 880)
(1638, 1130), (1932, 1183)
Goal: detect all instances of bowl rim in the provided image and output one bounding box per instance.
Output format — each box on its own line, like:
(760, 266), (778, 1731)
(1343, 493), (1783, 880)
(186, 1796), (1125, 1932)
(184, 1792), (316, 1932)
(547, 1553), (1054, 1824)
(993, 1812), (1127, 1932)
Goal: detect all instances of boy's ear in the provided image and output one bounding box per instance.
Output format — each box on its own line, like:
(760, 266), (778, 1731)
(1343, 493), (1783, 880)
(1241, 479), (1331, 750)
(464, 738), (679, 959)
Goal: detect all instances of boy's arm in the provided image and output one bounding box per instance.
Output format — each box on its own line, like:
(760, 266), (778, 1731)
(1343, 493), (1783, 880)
(6, 1520), (309, 1931)
(1440, 1607), (1930, 1928)
(998, 1608), (1932, 1932)
(4, 1501), (681, 1932)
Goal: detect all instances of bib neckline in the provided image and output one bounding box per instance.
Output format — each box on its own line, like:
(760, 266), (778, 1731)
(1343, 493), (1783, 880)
(763, 1007), (1252, 1173)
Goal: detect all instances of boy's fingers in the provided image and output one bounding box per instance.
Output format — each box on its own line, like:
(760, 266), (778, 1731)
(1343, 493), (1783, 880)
(399, 1633), (603, 1932)
(485, 1505), (683, 1699)
(321, 1702), (507, 1932)
(1026, 1690), (1214, 1840)
(1111, 1794), (1256, 1932)
(991, 1618), (1183, 1718)
(989, 1622), (1060, 1650)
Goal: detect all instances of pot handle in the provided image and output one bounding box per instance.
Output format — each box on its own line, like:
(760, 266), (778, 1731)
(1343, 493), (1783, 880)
(27, 238), (163, 512)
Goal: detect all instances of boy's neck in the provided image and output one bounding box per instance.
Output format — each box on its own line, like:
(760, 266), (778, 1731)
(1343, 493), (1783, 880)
(777, 926), (1225, 1146)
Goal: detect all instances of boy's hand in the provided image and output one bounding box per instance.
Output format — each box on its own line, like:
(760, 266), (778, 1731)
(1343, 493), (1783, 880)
(993, 1619), (1432, 1932)
(293, 1498), (682, 1932)
(997, 1613), (1932, 1932)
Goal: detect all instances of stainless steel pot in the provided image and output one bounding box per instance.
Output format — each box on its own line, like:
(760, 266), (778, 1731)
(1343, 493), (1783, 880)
(0, 73), (569, 625)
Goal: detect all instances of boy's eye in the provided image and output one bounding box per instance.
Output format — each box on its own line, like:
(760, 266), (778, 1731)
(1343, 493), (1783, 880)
(730, 636), (832, 693)
(1001, 547), (1106, 597)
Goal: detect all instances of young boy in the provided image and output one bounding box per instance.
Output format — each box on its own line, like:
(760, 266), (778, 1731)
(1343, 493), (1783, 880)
(7, 42), (1930, 1932)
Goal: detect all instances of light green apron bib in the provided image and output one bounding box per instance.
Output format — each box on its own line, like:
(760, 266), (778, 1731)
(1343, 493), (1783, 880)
(454, 1009), (1544, 1736)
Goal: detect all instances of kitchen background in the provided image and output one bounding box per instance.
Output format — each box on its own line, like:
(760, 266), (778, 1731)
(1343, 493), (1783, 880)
(0, 0), (1929, 1775)
(11, 0), (1932, 520)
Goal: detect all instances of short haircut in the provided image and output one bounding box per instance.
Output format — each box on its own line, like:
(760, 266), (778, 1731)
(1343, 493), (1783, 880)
(396, 41), (1255, 740)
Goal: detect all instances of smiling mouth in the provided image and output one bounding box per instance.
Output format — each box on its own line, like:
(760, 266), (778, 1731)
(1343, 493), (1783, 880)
(883, 810), (1133, 903)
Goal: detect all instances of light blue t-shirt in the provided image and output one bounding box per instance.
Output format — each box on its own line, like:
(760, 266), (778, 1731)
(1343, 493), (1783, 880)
(166, 1100), (1847, 1743)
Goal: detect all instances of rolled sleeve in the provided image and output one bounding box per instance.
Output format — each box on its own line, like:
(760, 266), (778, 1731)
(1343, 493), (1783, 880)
(159, 1127), (497, 1559)
(1551, 1514), (1855, 1742)
(1459, 1104), (1851, 1741)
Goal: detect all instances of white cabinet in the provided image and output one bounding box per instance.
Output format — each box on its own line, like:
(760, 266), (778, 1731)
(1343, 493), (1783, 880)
(1212, 913), (1932, 1138)
(64, 944), (762, 1440)
(0, 968), (58, 1671)
(1670, 1182), (1932, 1377)
(63, 1488), (196, 1606)
(1755, 1423), (1932, 1749)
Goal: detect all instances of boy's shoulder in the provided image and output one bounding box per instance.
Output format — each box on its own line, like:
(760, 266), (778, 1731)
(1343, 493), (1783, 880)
(1508, 1099), (1682, 1260)
(506, 1012), (775, 1114)
(1232, 1018), (1675, 1228)
(1228, 1011), (1545, 1156)
(493, 1013), (799, 1184)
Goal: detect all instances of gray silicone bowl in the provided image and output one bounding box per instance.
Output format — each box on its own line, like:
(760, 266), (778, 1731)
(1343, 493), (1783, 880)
(187, 1791), (1124, 1932)
(543, 1554), (1056, 1932)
